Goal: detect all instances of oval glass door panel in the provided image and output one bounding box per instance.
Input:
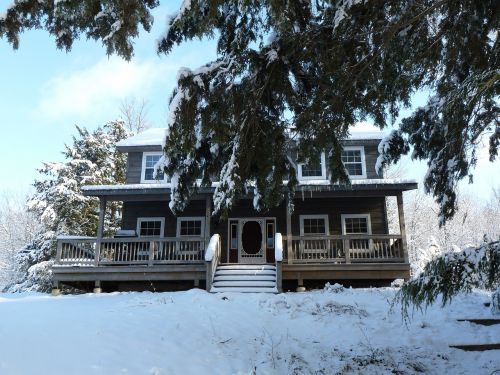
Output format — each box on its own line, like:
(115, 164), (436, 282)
(241, 221), (262, 254)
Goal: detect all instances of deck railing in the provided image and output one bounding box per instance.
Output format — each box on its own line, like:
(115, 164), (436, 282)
(284, 234), (404, 263)
(56, 236), (206, 266)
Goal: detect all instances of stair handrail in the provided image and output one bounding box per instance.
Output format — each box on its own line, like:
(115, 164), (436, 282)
(275, 233), (283, 293)
(205, 234), (221, 291)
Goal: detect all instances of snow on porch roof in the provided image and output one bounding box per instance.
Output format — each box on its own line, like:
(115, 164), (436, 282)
(81, 178), (418, 199)
(116, 128), (384, 149)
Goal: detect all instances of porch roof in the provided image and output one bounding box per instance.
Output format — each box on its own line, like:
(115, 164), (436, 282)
(81, 178), (418, 201)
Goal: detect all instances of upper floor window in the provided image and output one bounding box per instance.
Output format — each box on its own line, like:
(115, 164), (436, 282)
(341, 146), (366, 179)
(177, 217), (205, 237)
(141, 152), (165, 183)
(137, 217), (165, 237)
(298, 153), (327, 180)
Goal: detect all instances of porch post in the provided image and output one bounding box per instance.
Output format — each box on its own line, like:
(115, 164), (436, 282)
(95, 197), (107, 266)
(286, 197), (293, 264)
(397, 193), (409, 263)
(205, 196), (211, 244)
(51, 280), (60, 296)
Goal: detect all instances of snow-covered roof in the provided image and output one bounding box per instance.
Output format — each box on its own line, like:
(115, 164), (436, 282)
(82, 178), (417, 196)
(116, 128), (166, 148)
(82, 183), (170, 191)
(347, 131), (384, 140)
(298, 178), (416, 186)
(116, 128), (383, 149)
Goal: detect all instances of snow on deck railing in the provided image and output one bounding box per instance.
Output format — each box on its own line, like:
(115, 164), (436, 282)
(275, 233), (283, 262)
(204, 234), (221, 262)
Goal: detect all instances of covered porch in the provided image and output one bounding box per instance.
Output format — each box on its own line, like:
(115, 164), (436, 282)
(52, 179), (416, 292)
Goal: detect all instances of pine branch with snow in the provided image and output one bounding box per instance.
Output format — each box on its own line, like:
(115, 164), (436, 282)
(2, 1), (498, 222)
(396, 240), (500, 318)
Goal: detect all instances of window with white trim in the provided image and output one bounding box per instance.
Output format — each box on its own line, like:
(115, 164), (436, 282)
(341, 146), (366, 179)
(298, 153), (327, 180)
(137, 217), (165, 237)
(300, 214), (329, 236)
(341, 214), (371, 235)
(141, 152), (165, 183)
(176, 217), (205, 237)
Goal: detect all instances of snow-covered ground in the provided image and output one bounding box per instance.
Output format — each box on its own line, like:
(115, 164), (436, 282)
(0, 287), (499, 374)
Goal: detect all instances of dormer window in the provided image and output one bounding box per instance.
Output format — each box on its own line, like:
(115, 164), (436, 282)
(141, 152), (165, 183)
(341, 146), (366, 179)
(298, 153), (327, 180)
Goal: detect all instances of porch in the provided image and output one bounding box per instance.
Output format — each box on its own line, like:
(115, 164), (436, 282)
(52, 232), (409, 291)
(52, 180), (415, 292)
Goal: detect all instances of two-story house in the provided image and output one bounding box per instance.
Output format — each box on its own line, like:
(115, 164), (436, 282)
(52, 128), (417, 293)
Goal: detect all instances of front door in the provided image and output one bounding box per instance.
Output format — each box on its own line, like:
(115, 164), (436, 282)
(238, 219), (266, 263)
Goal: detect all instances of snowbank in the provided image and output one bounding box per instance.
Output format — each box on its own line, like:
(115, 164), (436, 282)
(0, 288), (498, 374)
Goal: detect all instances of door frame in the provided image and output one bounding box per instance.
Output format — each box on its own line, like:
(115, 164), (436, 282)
(227, 217), (276, 264)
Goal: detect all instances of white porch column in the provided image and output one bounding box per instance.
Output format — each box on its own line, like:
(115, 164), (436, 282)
(95, 198), (107, 266)
(397, 193), (409, 263)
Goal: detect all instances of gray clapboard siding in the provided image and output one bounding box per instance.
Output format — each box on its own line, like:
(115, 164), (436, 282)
(364, 144), (381, 179)
(122, 196), (387, 262)
(122, 200), (206, 237)
(124, 141), (382, 186)
(292, 197), (387, 235)
(126, 152), (143, 184)
(286, 140), (381, 180)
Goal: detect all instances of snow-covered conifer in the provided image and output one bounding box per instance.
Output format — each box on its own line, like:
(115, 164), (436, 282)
(5, 120), (129, 292)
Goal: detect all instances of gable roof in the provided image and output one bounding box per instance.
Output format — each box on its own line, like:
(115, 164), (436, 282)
(116, 127), (385, 152)
(116, 128), (166, 151)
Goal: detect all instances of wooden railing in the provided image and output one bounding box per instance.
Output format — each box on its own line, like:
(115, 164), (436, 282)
(56, 236), (206, 266)
(275, 233), (283, 292)
(205, 234), (221, 291)
(284, 234), (404, 263)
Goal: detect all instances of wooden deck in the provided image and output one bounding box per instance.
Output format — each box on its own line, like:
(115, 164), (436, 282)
(53, 233), (410, 290)
(283, 263), (410, 281)
(52, 264), (206, 285)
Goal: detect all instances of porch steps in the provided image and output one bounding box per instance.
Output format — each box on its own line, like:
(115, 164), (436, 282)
(210, 264), (278, 293)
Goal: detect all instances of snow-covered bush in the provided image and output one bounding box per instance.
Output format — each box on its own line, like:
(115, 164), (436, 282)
(4, 230), (56, 292)
(410, 237), (444, 278)
(0, 192), (41, 290)
(323, 282), (344, 293)
(396, 240), (500, 318)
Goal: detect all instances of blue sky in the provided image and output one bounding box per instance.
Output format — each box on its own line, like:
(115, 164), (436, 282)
(0, 1), (498, 200)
